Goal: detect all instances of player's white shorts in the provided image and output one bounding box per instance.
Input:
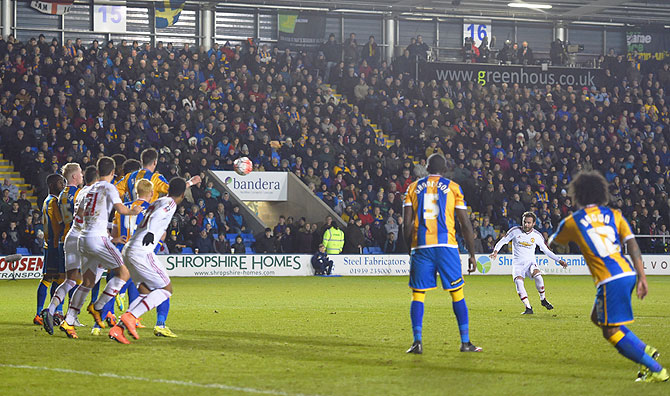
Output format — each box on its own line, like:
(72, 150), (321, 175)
(63, 231), (82, 272)
(78, 236), (125, 274)
(512, 261), (542, 279)
(122, 247), (170, 290)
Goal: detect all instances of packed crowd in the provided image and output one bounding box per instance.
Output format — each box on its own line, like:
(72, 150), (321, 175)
(0, 31), (668, 256)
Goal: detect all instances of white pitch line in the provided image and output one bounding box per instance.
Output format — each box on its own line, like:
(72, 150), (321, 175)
(0, 364), (319, 396)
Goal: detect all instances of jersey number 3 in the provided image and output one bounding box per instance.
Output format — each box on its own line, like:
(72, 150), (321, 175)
(587, 226), (620, 257)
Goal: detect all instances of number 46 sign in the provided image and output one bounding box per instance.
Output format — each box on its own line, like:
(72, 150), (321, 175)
(94, 4), (127, 33)
(463, 21), (491, 47)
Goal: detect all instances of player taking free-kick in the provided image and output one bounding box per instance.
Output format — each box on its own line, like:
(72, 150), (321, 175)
(58, 157), (143, 339)
(490, 212), (567, 315)
(109, 177), (187, 344)
(549, 171), (667, 383)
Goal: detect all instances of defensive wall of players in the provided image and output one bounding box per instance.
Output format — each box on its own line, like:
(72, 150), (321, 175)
(3, 254), (670, 279)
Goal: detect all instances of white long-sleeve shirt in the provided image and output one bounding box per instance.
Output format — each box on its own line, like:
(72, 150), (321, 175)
(493, 226), (562, 264)
(126, 196), (177, 253)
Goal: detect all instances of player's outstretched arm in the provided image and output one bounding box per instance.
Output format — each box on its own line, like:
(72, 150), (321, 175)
(537, 237), (567, 268)
(114, 202), (142, 216)
(403, 205), (414, 255)
(626, 238), (647, 300)
(455, 208), (476, 274)
(490, 230), (513, 260)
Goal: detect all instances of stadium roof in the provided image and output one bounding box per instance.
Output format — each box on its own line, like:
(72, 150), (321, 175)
(204, 0), (670, 24)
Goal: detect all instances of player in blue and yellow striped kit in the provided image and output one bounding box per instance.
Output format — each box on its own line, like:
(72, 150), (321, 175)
(549, 171), (668, 383)
(116, 149), (169, 203)
(34, 174), (65, 326)
(403, 154), (481, 354)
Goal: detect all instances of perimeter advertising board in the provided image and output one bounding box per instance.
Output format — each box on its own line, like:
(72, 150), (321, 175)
(4, 254), (669, 279)
(211, 171), (288, 201)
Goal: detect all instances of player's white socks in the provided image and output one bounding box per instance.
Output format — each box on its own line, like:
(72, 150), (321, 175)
(47, 279), (77, 315)
(534, 274), (546, 300)
(515, 278), (531, 309)
(94, 277), (126, 311)
(65, 286), (91, 324)
(127, 293), (148, 313)
(129, 289), (172, 319)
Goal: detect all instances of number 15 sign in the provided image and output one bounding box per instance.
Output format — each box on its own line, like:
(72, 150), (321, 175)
(94, 4), (127, 33)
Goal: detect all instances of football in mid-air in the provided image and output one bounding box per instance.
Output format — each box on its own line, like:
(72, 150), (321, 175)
(234, 157), (253, 176)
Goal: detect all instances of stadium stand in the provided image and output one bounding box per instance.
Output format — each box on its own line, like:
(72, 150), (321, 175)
(0, 33), (668, 254)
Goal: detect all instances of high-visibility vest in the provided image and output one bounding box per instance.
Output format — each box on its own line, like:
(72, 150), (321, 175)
(323, 227), (345, 254)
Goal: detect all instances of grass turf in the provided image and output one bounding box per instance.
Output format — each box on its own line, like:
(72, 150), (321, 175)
(0, 275), (669, 395)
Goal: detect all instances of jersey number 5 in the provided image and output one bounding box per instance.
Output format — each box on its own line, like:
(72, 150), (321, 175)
(424, 193), (439, 220)
(587, 226), (620, 257)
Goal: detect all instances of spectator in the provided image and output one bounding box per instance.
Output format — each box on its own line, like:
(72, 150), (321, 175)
(311, 243), (333, 275)
(1, 178), (18, 201)
(343, 33), (359, 66)
(518, 41), (534, 65)
(344, 217), (365, 253)
(383, 232), (398, 253)
(479, 217), (496, 240)
(361, 35), (379, 68)
(227, 205), (246, 234)
(31, 229), (45, 255)
(166, 233), (185, 254)
(194, 229), (214, 254)
(214, 233), (231, 254)
(296, 223), (314, 254)
(273, 215), (287, 236)
(254, 228), (277, 253)
(278, 226), (295, 253)
(0, 231), (16, 254)
(321, 33), (341, 83)
(232, 235), (246, 254)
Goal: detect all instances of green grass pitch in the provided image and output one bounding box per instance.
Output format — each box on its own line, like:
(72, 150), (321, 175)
(1, 276), (669, 395)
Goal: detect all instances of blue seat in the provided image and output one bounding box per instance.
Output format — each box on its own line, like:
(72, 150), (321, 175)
(16, 247), (31, 256)
(212, 233), (218, 240)
(181, 247), (194, 254)
(362, 247), (371, 254)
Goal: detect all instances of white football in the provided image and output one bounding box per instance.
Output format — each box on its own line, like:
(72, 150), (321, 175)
(234, 157), (253, 176)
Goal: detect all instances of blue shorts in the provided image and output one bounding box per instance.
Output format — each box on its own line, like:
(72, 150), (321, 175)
(594, 275), (636, 326)
(43, 245), (65, 275)
(409, 246), (464, 291)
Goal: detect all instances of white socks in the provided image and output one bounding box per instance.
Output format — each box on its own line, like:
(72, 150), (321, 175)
(127, 293), (148, 313)
(48, 279), (77, 315)
(129, 289), (172, 319)
(534, 274), (546, 300)
(94, 277), (126, 311)
(65, 286), (91, 324)
(515, 278), (531, 309)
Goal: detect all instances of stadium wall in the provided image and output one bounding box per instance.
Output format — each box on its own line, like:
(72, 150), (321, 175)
(3, 254), (670, 279)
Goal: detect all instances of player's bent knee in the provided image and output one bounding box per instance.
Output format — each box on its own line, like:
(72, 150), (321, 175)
(601, 325), (619, 340)
(514, 276), (523, 281)
(449, 287), (464, 302)
(163, 283), (173, 293)
(532, 270), (541, 277)
(411, 289), (425, 302)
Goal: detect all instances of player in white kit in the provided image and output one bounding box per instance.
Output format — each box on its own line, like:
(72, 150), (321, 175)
(59, 157), (142, 339)
(490, 212), (567, 314)
(109, 177), (187, 344)
(41, 165), (96, 335)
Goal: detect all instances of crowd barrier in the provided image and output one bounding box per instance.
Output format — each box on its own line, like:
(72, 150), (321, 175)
(2, 254), (670, 279)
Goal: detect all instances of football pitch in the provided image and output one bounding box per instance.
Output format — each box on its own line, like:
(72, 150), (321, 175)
(1, 276), (669, 395)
